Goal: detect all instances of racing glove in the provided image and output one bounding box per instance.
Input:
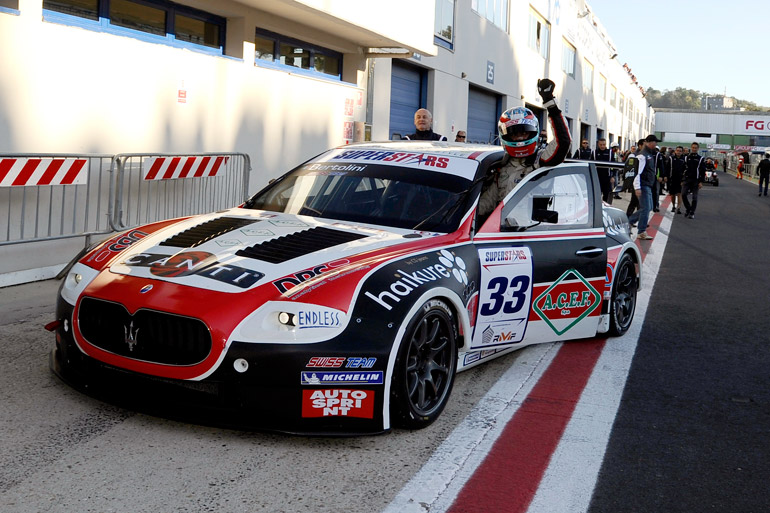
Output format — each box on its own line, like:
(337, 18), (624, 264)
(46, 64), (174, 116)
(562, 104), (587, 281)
(537, 79), (557, 108)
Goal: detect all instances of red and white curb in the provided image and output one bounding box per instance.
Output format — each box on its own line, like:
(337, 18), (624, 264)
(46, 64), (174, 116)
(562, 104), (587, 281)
(384, 200), (673, 513)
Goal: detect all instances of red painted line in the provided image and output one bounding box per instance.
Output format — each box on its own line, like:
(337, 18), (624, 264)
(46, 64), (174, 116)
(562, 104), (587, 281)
(193, 156), (211, 178)
(179, 156), (196, 178)
(144, 158), (165, 180)
(0, 158), (16, 182)
(448, 338), (606, 513)
(38, 159), (65, 185)
(161, 157), (182, 180)
(12, 159), (41, 186)
(61, 159), (87, 185)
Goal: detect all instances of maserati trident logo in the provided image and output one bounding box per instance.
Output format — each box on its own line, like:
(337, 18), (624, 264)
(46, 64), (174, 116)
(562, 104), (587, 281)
(124, 321), (139, 352)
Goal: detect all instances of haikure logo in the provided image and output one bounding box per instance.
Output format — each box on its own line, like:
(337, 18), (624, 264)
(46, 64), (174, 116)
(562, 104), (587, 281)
(438, 249), (468, 285)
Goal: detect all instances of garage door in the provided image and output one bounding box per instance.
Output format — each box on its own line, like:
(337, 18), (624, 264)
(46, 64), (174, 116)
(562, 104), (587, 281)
(467, 87), (500, 144)
(389, 62), (425, 140)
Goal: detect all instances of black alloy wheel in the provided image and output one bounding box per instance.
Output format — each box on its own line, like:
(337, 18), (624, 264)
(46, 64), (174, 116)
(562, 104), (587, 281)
(609, 253), (638, 336)
(391, 299), (457, 429)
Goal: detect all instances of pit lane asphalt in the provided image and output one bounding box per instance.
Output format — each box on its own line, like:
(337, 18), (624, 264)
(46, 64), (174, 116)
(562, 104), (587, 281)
(589, 174), (770, 513)
(1, 174), (768, 512)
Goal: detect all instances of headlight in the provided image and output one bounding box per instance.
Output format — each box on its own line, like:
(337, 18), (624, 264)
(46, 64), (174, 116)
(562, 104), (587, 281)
(232, 302), (348, 344)
(60, 263), (100, 306)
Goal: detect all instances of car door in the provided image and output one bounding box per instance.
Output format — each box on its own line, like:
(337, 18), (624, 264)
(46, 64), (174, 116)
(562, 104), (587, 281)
(469, 163), (607, 351)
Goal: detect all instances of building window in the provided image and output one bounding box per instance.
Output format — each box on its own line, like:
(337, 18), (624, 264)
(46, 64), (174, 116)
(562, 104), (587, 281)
(434, 0), (455, 48)
(255, 28), (342, 79)
(528, 9), (549, 59)
(472, 0), (509, 32)
(610, 85), (617, 107)
(561, 40), (575, 77)
(598, 74), (606, 100)
(43, 0), (225, 52)
(582, 59), (593, 91)
(619, 93), (625, 114)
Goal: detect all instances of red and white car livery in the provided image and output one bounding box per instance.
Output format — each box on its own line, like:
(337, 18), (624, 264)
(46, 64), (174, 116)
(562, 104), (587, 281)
(50, 141), (641, 434)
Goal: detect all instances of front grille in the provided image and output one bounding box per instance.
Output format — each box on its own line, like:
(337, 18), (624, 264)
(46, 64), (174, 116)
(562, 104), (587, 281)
(78, 297), (212, 366)
(160, 217), (256, 248)
(235, 227), (368, 264)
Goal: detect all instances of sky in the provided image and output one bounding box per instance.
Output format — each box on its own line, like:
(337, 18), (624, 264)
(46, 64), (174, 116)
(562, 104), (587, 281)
(586, 0), (768, 107)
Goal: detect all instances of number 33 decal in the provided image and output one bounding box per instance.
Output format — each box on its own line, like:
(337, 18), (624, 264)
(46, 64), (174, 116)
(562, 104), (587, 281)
(472, 247), (534, 349)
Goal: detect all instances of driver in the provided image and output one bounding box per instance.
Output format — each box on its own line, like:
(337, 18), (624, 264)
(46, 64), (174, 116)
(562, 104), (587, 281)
(478, 79), (572, 217)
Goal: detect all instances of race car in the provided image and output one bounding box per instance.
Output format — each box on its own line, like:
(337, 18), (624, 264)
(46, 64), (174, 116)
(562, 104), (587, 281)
(48, 141), (641, 435)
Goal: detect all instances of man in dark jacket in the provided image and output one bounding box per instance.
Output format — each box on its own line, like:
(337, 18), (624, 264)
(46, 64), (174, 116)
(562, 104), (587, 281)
(628, 134), (659, 240)
(758, 153), (770, 196)
(405, 109), (447, 141)
(573, 139), (594, 160)
(668, 146), (686, 214)
(681, 142), (706, 219)
(594, 138), (615, 204)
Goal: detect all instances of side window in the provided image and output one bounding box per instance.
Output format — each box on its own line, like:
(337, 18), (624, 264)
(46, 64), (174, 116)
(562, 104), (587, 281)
(500, 168), (592, 231)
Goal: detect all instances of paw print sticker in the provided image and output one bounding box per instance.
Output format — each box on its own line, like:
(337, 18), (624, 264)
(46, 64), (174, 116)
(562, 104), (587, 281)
(438, 249), (468, 285)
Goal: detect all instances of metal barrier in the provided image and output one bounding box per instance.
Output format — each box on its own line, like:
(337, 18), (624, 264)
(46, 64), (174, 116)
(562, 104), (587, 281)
(110, 153), (251, 231)
(0, 154), (114, 246)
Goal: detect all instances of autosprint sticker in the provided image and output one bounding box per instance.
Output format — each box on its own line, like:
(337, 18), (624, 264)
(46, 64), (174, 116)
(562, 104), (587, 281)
(471, 247), (533, 349)
(301, 371), (383, 385)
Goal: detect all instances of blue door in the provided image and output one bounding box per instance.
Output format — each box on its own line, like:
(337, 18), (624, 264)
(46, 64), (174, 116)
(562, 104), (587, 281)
(389, 62), (425, 140)
(467, 87), (500, 144)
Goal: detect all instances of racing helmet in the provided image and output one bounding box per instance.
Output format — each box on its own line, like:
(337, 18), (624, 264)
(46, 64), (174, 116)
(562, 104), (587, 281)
(498, 107), (540, 157)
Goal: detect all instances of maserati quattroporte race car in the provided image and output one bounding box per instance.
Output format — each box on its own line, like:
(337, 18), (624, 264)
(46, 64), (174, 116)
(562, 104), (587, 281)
(50, 141), (641, 434)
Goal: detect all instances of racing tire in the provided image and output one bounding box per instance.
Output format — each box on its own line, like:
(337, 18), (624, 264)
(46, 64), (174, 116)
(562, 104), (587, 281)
(609, 253), (637, 336)
(391, 299), (457, 429)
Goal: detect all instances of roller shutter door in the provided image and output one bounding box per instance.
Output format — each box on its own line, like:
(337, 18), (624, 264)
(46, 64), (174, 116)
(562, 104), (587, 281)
(389, 62), (424, 140)
(467, 87), (500, 144)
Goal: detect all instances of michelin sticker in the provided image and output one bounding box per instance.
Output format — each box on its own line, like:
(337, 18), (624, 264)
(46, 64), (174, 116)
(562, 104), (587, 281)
(471, 246), (533, 349)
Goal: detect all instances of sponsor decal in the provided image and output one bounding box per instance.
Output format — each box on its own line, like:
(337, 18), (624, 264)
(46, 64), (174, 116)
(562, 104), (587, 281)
(296, 309), (342, 329)
(122, 251), (264, 288)
(273, 259), (350, 294)
(306, 356), (376, 368)
(86, 230), (148, 264)
(269, 219), (308, 227)
(301, 389), (375, 418)
(365, 250), (465, 311)
(215, 239), (242, 247)
(305, 163), (367, 172)
(472, 247), (533, 349)
(300, 371), (383, 385)
(241, 227), (275, 237)
(532, 269), (601, 335)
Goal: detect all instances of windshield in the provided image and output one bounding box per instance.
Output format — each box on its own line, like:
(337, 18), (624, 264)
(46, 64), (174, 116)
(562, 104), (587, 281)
(245, 155), (479, 232)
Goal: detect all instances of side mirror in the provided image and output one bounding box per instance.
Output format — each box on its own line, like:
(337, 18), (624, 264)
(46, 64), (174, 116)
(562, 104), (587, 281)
(531, 196), (558, 224)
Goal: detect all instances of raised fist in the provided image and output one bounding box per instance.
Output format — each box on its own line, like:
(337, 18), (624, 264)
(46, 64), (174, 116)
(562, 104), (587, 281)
(537, 78), (555, 103)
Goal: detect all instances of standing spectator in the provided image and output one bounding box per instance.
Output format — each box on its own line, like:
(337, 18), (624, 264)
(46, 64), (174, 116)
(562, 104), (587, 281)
(594, 138), (615, 204)
(573, 139), (594, 160)
(723, 157), (728, 173)
(668, 146), (686, 214)
(455, 130), (467, 142)
(758, 153), (770, 196)
(624, 139), (645, 219)
(628, 135), (659, 240)
(405, 109), (447, 141)
(681, 142), (706, 219)
(612, 144), (623, 199)
(736, 157), (744, 179)
(651, 146), (666, 212)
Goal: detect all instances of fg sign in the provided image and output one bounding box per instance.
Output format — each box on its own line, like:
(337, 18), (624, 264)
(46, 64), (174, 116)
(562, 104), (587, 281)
(745, 120), (770, 131)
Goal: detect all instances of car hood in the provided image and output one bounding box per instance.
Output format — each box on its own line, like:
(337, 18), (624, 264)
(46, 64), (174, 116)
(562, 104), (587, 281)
(108, 208), (442, 293)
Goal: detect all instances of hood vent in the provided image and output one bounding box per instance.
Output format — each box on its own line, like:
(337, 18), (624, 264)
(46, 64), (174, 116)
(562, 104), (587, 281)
(235, 227), (368, 264)
(160, 217), (256, 248)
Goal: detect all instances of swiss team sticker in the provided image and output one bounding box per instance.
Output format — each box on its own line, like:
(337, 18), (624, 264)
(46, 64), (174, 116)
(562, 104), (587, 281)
(301, 389), (374, 418)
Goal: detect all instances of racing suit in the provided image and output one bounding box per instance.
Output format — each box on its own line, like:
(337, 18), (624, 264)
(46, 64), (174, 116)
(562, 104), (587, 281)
(478, 105), (572, 217)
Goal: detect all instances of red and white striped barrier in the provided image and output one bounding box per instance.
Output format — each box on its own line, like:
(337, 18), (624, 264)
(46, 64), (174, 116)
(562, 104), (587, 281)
(142, 156), (230, 181)
(0, 158), (88, 187)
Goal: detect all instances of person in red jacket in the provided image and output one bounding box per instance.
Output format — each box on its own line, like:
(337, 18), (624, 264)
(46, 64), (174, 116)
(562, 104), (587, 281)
(736, 158), (744, 180)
